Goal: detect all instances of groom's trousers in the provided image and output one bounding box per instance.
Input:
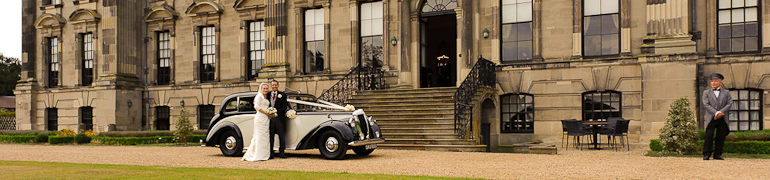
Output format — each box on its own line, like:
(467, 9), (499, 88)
(269, 117), (286, 156)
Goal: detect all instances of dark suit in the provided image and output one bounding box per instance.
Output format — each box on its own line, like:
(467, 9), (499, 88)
(268, 91), (288, 157)
(702, 88), (732, 157)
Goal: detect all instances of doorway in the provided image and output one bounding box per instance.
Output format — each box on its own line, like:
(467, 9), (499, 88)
(420, 14), (457, 88)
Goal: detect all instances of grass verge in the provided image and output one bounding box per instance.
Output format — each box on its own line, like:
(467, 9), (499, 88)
(0, 161), (484, 180)
(646, 151), (770, 159)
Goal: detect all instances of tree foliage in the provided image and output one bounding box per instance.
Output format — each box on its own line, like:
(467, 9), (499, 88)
(0, 55), (21, 96)
(658, 97), (700, 154)
(174, 107), (194, 145)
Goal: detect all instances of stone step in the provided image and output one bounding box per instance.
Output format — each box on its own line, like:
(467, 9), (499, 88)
(377, 122), (454, 128)
(376, 144), (487, 152)
(381, 127), (455, 133)
(361, 87), (457, 94)
(373, 118), (455, 124)
(364, 108), (454, 114)
(383, 138), (479, 145)
(356, 103), (454, 109)
(349, 98), (455, 104)
(368, 113), (454, 119)
(353, 92), (455, 98)
(382, 133), (459, 139)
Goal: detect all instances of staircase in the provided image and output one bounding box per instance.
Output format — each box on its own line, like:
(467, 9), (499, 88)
(349, 87), (486, 152)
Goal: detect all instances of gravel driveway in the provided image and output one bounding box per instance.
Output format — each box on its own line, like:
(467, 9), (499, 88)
(1, 144), (769, 179)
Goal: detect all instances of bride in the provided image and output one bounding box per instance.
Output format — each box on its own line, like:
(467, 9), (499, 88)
(242, 83), (272, 161)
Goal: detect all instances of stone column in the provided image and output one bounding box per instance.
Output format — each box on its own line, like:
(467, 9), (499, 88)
(261, 0), (290, 77)
(641, 0), (696, 54)
(349, 1), (360, 68)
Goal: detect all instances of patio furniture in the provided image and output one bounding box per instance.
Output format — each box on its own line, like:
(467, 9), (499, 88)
(565, 120), (590, 150)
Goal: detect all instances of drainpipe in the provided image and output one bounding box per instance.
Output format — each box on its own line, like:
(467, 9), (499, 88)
(691, 0), (700, 42)
(143, 0), (150, 130)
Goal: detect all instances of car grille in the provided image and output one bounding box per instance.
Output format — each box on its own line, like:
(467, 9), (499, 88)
(357, 114), (370, 139)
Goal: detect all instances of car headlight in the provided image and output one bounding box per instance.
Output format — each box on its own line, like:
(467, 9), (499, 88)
(375, 131), (380, 138)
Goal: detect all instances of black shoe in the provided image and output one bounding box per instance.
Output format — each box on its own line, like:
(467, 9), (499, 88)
(279, 153), (287, 159)
(713, 156), (724, 160)
(703, 155), (710, 160)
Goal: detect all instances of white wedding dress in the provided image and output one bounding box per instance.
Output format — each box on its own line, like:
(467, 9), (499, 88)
(241, 93), (271, 161)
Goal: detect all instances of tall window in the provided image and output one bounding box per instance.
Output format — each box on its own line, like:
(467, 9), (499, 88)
(80, 107), (93, 131)
(360, 1), (383, 68)
(158, 31), (171, 85)
(198, 105), (215, 130)
(583, 0), (619, 57)
(305, 8), (325, 73)
(248, 21), (265, 80)
(200, 26), (216, 82)
(501, 94), (534, 133)
(46, 108), (58, 131)
(48, 37), (59, 88)
(582, 91), (622, 121)
(718, 0), (759, 53)
(728, 89), (763, 131)
(156, 106), (170, 130)
(82, 33), (94, 86)
(501, 0), (533, 63)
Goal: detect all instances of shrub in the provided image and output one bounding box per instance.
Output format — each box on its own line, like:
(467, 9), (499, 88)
(174, 107), (194, 145)
(0, 135), (35, 143)
(91, 135), (206, 145)
(75, 133), (91, 144)
(0, 130), (51, 136)
(701, 129), (770, 142)
(649, 139), (663, 151)
(658, 97), (700, 154)
(35, 133), (48, 143)
(695, 140), (770, 154)
(81, 129), (99, 137)
(56, 129), (76, 136)
(48, 136), (74, 144)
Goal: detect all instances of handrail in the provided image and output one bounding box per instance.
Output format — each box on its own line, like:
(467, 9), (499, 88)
(318, 66), (385, 105)
(454, 57), (496, 139)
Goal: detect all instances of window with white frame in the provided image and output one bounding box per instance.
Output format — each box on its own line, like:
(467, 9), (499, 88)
(728, 89), (763, 131)
(82, 33), (94, 86)
(361, 1), (384, 68)
(718, 0), (759, 53)
(248, 21), (265, 80)
(305, 8), (325, 73)
(49, 37), (59, 88)
(158, 31), (170, 85)
(583, 0), (619, 57)
(200, 26), (216, 82)
(502, 0), (533, 63)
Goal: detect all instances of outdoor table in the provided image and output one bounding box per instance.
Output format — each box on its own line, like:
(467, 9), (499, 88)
(582, 121), (610, 150)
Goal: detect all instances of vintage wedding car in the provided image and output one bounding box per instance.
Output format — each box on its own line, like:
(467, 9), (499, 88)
(203, 92), (384, 160)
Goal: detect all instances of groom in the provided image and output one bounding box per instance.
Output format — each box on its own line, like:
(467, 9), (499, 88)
(267, 80), (289, 159)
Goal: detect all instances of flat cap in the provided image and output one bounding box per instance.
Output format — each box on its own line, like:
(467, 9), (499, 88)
(710, 73), (724, 80)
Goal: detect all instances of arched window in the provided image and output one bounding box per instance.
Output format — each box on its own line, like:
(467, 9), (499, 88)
(422, 0), (458, 14)
(728, 89), (763, 131)
(582, 91), (622, 121)
(500, 94), (534, 133)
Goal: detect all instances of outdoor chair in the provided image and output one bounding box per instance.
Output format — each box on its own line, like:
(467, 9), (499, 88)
(606, 120), (630, 151)
(561, 119), (577, 148)
(565, 120), (590, 150)
(599, 117), (624, 147)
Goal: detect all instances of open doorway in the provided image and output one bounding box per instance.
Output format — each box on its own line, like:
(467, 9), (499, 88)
(419, 5), (457, 88)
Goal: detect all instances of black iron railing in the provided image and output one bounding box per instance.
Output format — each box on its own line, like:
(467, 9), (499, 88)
(454, 57), (496, 139)
(0, 116), (16, 130)
(318, 66), (386, 105)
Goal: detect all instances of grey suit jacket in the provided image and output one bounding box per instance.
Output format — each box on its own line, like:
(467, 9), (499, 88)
(702, 88), (733, 129)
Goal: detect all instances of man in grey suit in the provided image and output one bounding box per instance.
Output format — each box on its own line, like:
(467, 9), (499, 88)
(702, 73), (732, 160)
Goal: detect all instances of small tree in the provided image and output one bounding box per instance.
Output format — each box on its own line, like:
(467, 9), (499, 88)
(658, 97), (700, 154)
(174, 107), (193, 145)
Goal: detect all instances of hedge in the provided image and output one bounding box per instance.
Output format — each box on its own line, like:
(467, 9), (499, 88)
(0, 135), (35, 143)
(49, 136), (75, 144)
(74, 134), (91, 144)
(92, 135), (206, 145)
(699, 129), (770, 142)
(0, 130), (52, 136)
(650, 139), (770, 154)
(97, 130), (207, 137)
(35, 134), (48, 143)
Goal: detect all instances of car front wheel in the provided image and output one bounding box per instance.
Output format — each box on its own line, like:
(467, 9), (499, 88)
(219, 131), (243, 157)
(318, 130), (348, 160)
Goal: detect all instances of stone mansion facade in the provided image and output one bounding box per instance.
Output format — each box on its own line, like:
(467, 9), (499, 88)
(15, 0), (769, 148)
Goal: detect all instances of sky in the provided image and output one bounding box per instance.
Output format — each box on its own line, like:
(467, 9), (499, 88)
(0, 1), (21, 59)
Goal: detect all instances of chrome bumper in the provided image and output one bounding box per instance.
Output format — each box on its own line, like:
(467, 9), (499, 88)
(348, 138), (385, 146)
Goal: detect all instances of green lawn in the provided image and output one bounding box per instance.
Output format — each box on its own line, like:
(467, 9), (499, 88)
(646, 151), (770, 159)
(0, 161), (484, 180)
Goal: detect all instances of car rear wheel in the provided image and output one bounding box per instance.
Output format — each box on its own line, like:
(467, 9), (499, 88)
(352, 146), (375, 156)
(219, 131), (243, 157)
(318, 130), (348, 160)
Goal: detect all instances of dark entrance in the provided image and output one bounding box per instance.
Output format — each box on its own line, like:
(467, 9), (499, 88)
(420, 3), (457, 88)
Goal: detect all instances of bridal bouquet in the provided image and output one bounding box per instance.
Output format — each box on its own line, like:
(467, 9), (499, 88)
(286, 110), (297, 119)
(344, 104), (356, 112)
(266, 107), (277, 115)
